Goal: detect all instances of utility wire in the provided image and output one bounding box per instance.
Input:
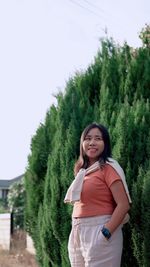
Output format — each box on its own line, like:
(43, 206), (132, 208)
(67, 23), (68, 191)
(68, 0), (108, 35)
(81, 0), (105, 15)
(68, 0), (105, 20)
(81, 0), (120, 22)
(68, 0), (129, 41)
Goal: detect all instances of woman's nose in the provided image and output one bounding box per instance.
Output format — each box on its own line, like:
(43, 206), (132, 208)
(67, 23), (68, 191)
(89, 138), (95, 145)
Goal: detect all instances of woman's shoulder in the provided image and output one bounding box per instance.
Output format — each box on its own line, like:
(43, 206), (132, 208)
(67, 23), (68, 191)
(106, 158), (123, 171)
(103, 162), (116, 173)
(104, 158), (123, 176)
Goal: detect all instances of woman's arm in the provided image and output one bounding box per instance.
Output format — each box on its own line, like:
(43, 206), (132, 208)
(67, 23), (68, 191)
(104, 180), (130, 234)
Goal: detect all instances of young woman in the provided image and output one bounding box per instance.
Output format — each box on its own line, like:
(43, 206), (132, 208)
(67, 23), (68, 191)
(64, 123), (131, 267)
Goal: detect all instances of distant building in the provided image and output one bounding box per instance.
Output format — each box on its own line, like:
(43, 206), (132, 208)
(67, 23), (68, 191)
(0, 174), (24, 202)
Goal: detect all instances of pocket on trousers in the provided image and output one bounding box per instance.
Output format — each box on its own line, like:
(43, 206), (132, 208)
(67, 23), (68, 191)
(87, 226), (110, 261)
(98, 229), (111, 244)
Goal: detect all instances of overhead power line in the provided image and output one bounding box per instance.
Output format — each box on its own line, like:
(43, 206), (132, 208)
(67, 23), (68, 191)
(81, 0), (105, 14)
(68, 0), (109, 35)
(69, 0), (119, 23)
(68, 0), (106, 20)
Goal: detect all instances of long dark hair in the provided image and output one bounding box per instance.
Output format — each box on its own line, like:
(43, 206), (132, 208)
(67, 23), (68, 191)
(74, 123), (112, 175)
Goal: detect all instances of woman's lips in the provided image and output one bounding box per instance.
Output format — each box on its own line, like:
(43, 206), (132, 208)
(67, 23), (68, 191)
(88, 148), (97, 152)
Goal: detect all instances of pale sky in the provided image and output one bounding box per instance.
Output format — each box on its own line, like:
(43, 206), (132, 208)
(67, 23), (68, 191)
(0, 0), (149, 179)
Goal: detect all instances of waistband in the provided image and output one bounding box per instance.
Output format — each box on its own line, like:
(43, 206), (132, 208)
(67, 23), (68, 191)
(72, 215), (111, 226)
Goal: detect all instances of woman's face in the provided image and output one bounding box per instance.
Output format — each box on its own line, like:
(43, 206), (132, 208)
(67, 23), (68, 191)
(82, 127), (105, 165)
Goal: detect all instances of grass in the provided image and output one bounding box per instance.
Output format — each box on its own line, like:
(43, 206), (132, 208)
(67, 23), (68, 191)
(0, 230), (39, 267)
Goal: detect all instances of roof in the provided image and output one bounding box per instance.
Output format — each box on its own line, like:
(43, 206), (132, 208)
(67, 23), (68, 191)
(0, 174), (24, 189)
(0, 180), (10, 189)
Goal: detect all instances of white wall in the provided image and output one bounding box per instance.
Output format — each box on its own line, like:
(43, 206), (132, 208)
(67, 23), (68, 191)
(0, 213), (11, 250)
(0, 213), (36, 254)
(26, 234), (36, 255)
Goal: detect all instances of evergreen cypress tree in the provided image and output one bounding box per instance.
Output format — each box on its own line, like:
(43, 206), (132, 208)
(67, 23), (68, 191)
(24, 105), (58, 263)
(131, 167), (145, 267)
(141, 165), (150, 267)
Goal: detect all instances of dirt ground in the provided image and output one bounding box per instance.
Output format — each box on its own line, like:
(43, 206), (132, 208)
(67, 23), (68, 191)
(0, 230), (39, 267)
(0, 249), (39, 267)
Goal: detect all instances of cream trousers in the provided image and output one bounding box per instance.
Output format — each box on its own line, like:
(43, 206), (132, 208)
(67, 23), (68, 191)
(68, 215), (123, 267)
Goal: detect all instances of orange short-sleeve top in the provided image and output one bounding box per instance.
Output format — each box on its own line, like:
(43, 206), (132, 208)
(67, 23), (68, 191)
(72, 164), (121, 218)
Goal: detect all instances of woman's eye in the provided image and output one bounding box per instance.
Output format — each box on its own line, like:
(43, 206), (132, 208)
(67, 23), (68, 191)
(96, 137), (103, 140)
(85, 137), (91, 141)
(84, 137), (103, 141)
